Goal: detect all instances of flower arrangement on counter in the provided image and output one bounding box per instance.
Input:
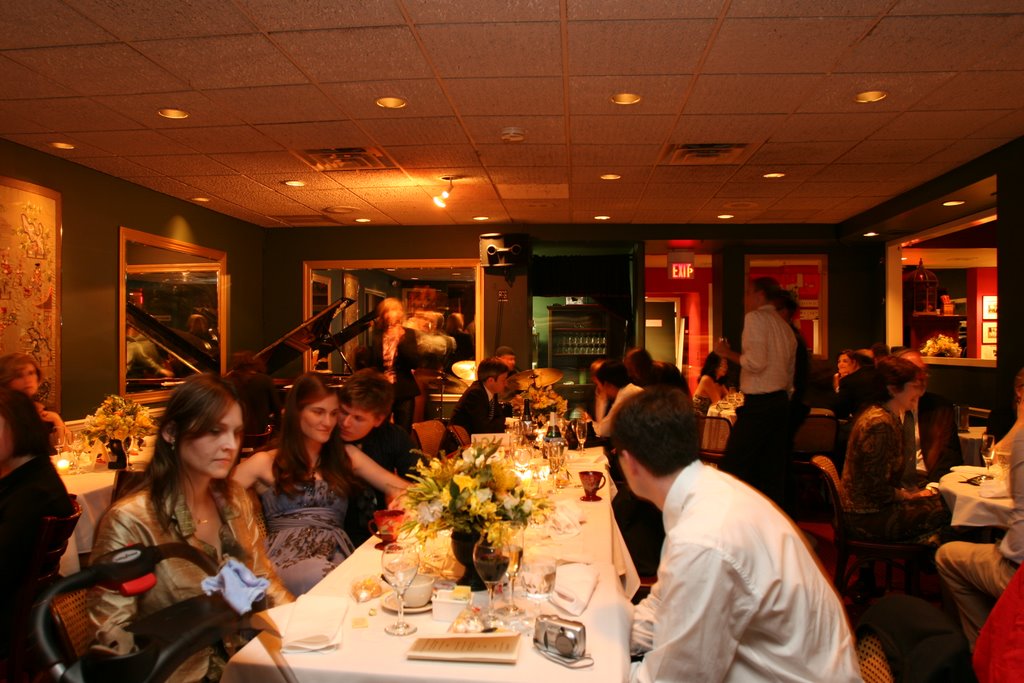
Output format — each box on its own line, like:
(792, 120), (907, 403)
(920, 334), (962, 358)
(510, 383), (567, 417)
(402, 440), (548, 541)
(82, 394), (157, 447)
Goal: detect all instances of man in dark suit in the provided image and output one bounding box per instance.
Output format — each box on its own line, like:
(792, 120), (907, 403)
(450, 357), (510, 436)
(897, 349), (963, 483)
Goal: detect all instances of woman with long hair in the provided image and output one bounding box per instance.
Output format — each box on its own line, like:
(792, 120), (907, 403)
(692, 352), (728, 416)
(365, 298), (420, 433)
(0, 352), (67, 443)
(89, 375), (291, 683)
(0, 387), (74, 658)
(233, 373), (410, 595)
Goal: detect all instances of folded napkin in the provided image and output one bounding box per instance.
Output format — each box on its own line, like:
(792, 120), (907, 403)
(200, 558), (269, 614)
(980, 478), (1010, 499)
(549, 563), (599, 616)
(278, 594), (349, 653)
(952, 465), (990, 476)
(548, 500), (586, 538)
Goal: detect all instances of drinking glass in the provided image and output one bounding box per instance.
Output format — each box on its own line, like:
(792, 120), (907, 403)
(381, 543), (419, 636)
(547, 442), (567, 489)
(572, 418), (588, 452)
(981, 434), (996, 476)
(496, 524), (525, 617)
(521, 555), (556, 601)
(472, 537), (510, 627)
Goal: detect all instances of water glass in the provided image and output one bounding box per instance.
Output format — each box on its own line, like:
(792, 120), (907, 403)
(381, 543), (419, 636)
(981, 434), (995, 475)
(520, 555), (556, 601)
(472, 538), (510, 628)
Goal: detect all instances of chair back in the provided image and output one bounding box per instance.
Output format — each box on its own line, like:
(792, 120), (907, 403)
(112, 468), (147, 502)
(50, 588), (93, 661)
(856, 633), (895, 683)
(809, 455), (847, 548)
(448, 424), (471, 449)
(700, 416), (731, 452)
(793, 413), (838, 456)
(411, 420), (447, 458)
(240, 428), (273, 458)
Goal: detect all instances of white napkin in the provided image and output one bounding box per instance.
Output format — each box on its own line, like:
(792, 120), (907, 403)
(952, 465), (989, 476)
(271, 594), (349, 653)
(549, 563), (599, 616)
(980, 478), (1010, 499)
(547, 500), (586, 538)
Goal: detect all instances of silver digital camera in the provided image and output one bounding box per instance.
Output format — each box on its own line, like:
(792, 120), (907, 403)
(533, 615), (587, 659)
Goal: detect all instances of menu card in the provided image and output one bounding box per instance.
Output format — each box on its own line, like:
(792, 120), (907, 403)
(406, 633), (520, 664)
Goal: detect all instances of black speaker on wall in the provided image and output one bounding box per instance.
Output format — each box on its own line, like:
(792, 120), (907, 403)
(479, 233), (530, 267)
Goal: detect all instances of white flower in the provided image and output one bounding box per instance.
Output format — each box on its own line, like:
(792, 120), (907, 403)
(418, 500), (443, 523)
(475, 488), (492, 504)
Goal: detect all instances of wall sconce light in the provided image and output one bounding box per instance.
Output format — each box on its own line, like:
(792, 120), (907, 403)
(433, 176), (455, 208)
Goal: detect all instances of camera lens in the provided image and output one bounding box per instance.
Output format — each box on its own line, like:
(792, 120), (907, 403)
(554, 630), (575, 657)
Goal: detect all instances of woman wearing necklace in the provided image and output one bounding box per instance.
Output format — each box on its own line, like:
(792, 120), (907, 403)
(233, 373), (410, 596)
(89, 374), (291, 683)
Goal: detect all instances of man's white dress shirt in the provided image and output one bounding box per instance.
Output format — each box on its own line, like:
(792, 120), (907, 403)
(738, 304), (796, 395)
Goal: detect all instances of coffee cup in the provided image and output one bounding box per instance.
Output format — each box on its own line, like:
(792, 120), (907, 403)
(403, 573), (435, 608)
(579, 470), (606, 501)
(369, 509), (404, 549)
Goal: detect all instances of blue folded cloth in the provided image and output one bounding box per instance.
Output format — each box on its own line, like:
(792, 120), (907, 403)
(201, 558), (270, 614)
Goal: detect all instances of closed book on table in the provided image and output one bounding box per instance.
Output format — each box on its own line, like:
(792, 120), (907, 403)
(406, 633), (520, 664)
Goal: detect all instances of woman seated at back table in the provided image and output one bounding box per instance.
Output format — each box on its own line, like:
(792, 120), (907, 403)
(89, 375), (291, 683)
(233, 373), (410, 596)
(0, 387), (75, 660)
(841, 356), (950, 543)
(692, 352), (728, 416)
(0, 352), (68, 444)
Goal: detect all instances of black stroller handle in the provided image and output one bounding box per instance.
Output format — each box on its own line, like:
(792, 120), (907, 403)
(31, 543), (244, 683)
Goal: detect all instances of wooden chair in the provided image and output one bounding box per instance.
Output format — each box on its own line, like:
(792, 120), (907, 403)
(856, 633), (895, 683)
(50, 588), (93, 663)
(447, 424), (471, 449)
(411, 419), (447, 458)
(808, 455), (931, 597)
(697, 414), (731, 467)
(5, 496), (81, 683)
(793, 412), (838, 459)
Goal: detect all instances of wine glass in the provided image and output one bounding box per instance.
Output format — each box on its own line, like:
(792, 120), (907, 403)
(472, 537), (510, 628)
(381, 542), (419, 636)
(572, 418), (588, 452)
(496, 524), (525, 618)
(981, 434), (996, 477)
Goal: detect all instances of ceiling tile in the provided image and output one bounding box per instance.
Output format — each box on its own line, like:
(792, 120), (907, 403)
(121, 174), (207, 198)
(813, 163), (916, 182)
(203, 85), (344, 124)
(0, 96), (143, 132)
(210, 151), (314, 174)
(233, 0), (406, 31)
(748, 140), (855, 164)
(872, 110), (1011, 141)
(445, 77), (564, 116)
(570, 0), (724, 20)
(131, 154), (234, 176)
(161, 125), (281, 153)
(727, 0), (889, 17)
(569, 20), (714, 76)
(254, 121), (373, 150)
(0, 107), (49, 135)
(913, 71), (1024, 111)
(703, 17), (870, 73)
(406, 0), (559, 23)
(476, 143), (569, 166)
(574, 166), (653, 182)
(770, 112), (895, 142)
(646, 165), (738, 183)
(386, 144), (482, 168)
(570, 115), (677, 145)
(767, 195), (847, 211)
(788, 181), (894, 197)
(320, 80), (454, 119)
(133, 35), (306, 89)
(729, 164), (825, 181)
(356, 117), (470, 146)
(67, 0), (255, 40)
(418, 23), (561, 78)
(967, 110), (1024, 140)
(325, 169), (411, 189)
(797, 72), (956, 113)
(5, 44), (184, 95)
(71, 129), (195, 155)
(686, 74), (824, 114)
(461, 116), (566, 145)
(671, 114), (786, 143)
(643, 182), (722, 199)
(715, 181), (797, 198)
(0, 55), (74, 99)
(271, 27), (431, 82)
(177, 174), (310, 210)
(923, 138), (1013, 166)
(488, 167), (570, 185)
(249, 173), (341, 193)
(571, 144), (662, 166)
(838, 138), (954, 164)
(72, 155), (160, 177)
(0, 0), (113, 49)
(0, 132), (112, 156)
(890, 0), (1024, 15)
(570, 75), (695, 115)
(94, 91), (245, 128)
(571, 182), (646, 201)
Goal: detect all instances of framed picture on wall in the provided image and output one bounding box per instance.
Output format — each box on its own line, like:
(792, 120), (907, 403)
(983, 322), (998, 343)
(0, 176), (61, 410)
(983, 295), (998, 320)
(981, 345), (997, 360)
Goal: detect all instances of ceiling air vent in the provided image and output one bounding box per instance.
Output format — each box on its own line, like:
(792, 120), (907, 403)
(663, 143), (749, 165)
(272, 215), (339, 226)
(295, 147), (396, 172)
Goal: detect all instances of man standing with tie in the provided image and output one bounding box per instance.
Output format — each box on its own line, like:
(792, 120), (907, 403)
(450, 357), (510, 436)
(715, 277), (797, 507)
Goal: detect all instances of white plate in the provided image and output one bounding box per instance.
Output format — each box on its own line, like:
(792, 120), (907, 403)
(381, 593), (433, 614)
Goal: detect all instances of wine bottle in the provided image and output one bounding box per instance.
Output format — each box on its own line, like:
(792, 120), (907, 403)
(544, 410), (564, 443)
(521, 398), (533, 433)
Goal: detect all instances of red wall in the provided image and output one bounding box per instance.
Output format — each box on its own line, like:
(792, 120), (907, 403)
(967, 267), (998, 358)
(646, 266), (714, 389)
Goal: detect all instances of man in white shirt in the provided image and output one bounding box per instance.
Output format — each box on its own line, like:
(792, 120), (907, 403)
(715, 276), (797, 506)
(590, 359), (643, 438)
(612, 387), (860, 682)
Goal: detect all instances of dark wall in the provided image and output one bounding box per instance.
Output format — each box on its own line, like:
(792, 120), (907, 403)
(0, 139), (264, 418)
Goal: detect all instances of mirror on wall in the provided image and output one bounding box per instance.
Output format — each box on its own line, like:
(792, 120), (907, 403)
(119, 227), (227, 402)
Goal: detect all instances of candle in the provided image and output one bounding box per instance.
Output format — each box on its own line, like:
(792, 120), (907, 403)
(56, 458), (70, 473)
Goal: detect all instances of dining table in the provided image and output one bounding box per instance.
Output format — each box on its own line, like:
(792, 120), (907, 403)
(938, 466), (1013, 528)
(221, 445), (637, 683)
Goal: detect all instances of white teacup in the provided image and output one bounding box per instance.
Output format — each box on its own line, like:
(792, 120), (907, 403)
(403, 574), (435, 608)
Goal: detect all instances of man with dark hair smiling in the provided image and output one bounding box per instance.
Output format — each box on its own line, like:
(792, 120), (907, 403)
(612, 387), (859, 682)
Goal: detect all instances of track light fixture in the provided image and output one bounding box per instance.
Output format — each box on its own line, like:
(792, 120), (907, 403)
(433, 176), (456, 208)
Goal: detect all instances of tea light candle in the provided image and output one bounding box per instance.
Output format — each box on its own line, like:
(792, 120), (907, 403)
(56, 458), (71, 473)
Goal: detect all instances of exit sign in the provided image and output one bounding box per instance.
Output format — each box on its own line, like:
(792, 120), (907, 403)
(669, 262), (694, 279)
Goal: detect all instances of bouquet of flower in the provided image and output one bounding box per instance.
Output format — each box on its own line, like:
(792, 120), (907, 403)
(402, 441), (548, 541)
(510, 383), (567, 417)
(920, 334), (961, 358)
(82, 394), (157, 447)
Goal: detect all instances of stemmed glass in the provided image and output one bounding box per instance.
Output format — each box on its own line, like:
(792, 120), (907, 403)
(981, 434), (996, 478)
(572, 418), (588, 452)
(381, 542), (419, 636)
(547, 442), (567, 489)
(496, 524), (525, 618)
(473, 537), (510, 628)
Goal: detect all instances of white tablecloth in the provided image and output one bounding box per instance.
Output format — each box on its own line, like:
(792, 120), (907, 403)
(222, 447), (635, 683)
(938, 468), (1012, 528)
(59, 468), (117, 574)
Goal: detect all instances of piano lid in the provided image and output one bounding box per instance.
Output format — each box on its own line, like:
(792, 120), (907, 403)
(254, 297), (358, 375)
(126, 301), (220, 375)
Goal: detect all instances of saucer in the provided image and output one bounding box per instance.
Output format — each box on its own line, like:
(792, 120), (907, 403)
(580, 494), (602, 502)
(381, 593), (432, 614)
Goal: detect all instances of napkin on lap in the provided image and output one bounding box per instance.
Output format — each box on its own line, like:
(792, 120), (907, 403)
(549, 563), (599, 616)
(980, 478), (1010, 499)
(280, 594), (349, 653)
(200, 558), (269, 614)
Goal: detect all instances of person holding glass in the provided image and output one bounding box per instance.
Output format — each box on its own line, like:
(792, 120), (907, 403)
(88, 374), (292, 683)
(232, 373), (410, 595)
(937, 367), (1024, 648)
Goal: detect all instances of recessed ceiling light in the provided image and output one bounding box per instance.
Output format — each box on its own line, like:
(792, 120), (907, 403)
(610, 92), (641, 105)
(762, 172), (786, 179)
(472, 216), (490, 221)
(594, 215), (611, 220)
(283, 180), (305, 187)
(942, 200), (965, 207)
(49, 141), (75, 150)
(354, 218), (371, 223)
(901, 257), (908, 261)
(323, 205), (357, 214)
(717, 214), (735, 220)
(600, 174), (621, 180)
(863, 231), (879, 237)
(375, 96), (407, 109)
(500, 126), (526, 143)
(157, 107), (189, 119)
(854, 90), (888, 104)
(190, 196), (211, 203)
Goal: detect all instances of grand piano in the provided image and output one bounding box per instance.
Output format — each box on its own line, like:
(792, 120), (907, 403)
(125, 297), (376, 394)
